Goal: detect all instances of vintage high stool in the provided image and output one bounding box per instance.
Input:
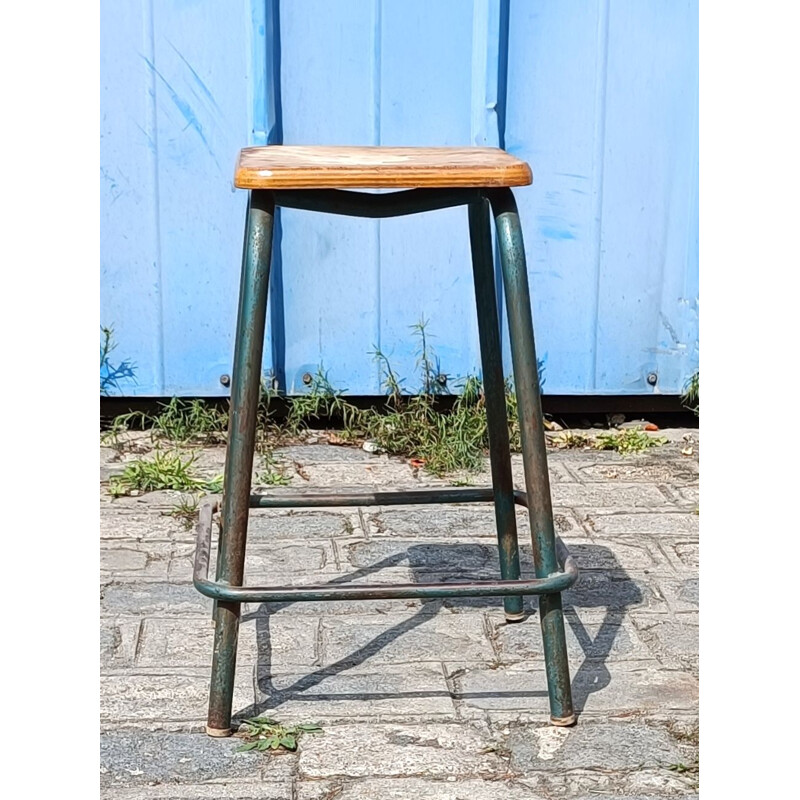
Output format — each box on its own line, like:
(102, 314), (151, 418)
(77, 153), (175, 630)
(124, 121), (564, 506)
(193, 146), (579, 736)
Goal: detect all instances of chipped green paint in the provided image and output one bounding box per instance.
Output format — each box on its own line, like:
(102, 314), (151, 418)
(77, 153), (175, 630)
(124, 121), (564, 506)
(201, 187), (577, 734)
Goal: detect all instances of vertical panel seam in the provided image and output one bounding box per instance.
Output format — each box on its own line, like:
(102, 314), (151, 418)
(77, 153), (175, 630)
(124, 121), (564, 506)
(470, 0), (490, 147)
(590, 0), (611, 391)
(374, 0), (382, 391)
(495, 0), (510, 370)
(682, 7), (700, 377)
(496, 0), (509, 151)
(146, 0), (166, 394)
(266, 0), (285, 391)
(249, 0), (268, 143)
(471, 0), (507, 374)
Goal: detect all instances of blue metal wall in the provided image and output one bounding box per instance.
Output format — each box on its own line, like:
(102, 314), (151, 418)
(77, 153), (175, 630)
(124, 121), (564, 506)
(100, 0), (698, 397)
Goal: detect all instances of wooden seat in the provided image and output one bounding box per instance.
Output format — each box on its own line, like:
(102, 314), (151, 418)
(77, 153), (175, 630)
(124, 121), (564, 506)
(234, 145), (532, 190)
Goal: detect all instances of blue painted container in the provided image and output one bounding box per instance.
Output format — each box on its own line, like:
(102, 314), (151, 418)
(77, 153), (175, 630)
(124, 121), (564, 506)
(101, 0), (698, 397)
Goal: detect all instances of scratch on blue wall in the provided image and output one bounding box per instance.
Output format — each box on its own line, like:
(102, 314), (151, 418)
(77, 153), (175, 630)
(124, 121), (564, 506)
(166, 39), (223, 116)
(538, 216), (577, 240)
(141, 54), (218, 167)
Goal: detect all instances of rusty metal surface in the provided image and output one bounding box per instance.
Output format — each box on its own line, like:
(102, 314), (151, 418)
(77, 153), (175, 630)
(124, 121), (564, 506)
(469, 197), (522, 619)
(251, 486), (503, 507)
(208, 191), (275, 734)
(200, 185), (578, 732)
(489, 186), (575, 722)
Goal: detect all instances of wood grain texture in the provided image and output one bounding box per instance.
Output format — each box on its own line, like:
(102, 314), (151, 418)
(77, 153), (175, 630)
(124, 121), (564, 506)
(234, 146), (532, 189)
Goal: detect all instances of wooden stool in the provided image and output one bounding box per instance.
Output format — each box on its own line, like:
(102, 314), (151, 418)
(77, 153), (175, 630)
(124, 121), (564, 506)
(193, 146), (578, 735)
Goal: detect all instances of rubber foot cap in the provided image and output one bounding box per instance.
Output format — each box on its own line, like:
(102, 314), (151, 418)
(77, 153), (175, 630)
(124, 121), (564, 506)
(550, 713), (577, 727)
(504, 611), (526, 623)
(206, 726), (233, 738)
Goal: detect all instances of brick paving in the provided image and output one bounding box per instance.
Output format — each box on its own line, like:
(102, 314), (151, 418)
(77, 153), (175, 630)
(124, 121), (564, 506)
(100, 429), (699, 798)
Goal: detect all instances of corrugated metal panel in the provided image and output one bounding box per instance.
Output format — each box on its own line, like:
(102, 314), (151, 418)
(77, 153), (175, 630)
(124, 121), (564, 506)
(505, 0), (699, 393)
(101, 0), (698, 397)
(101, 0), (257, 395)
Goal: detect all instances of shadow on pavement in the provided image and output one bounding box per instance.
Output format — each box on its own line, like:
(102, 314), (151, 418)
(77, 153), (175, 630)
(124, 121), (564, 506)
(235, 540), (642, 722)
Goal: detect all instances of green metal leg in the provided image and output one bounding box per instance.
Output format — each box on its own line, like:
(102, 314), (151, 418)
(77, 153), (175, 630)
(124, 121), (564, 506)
(207, 190), (275, 736)
(489, 188), (576, 726)
(468, 199), (523, 621)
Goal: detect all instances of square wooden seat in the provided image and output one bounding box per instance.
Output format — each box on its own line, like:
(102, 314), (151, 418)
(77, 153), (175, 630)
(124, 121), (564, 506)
(234, 145), (532, 190)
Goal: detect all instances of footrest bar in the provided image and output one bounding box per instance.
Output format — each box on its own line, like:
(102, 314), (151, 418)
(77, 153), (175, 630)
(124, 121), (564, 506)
(193, 493), (578, 604)
(247, 486), (537, 508)
(248, 486), (496, 508)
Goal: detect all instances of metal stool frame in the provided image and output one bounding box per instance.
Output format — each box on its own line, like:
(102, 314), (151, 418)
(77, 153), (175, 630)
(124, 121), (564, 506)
(193, 186), (578, 735)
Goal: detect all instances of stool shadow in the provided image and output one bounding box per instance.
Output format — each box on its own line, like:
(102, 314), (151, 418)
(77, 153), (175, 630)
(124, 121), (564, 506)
(560, 542), (645, 716)
(234, 542), (642, 722)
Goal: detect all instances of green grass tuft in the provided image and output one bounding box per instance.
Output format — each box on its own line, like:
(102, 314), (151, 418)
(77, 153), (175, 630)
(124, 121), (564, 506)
(100, 326), (136, 396)
(593, 429), (668, 454)
(108, 451), (219, 497)
(682, 371), (699, 416)
(236, 718), (322, 753)
(552, 431), (593, 450)
(256, 453), (291, 486)
(164, 494), (202, 530)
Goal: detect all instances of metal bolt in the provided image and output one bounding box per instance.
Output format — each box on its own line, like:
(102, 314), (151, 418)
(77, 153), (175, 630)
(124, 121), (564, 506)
(302, 372), (313, 385)
(646, 372), (658, 386)
(219, 374), (231, 387)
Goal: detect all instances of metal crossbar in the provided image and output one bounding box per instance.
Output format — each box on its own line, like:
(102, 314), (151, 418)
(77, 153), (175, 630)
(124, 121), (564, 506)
(193, 489), (579, 604)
